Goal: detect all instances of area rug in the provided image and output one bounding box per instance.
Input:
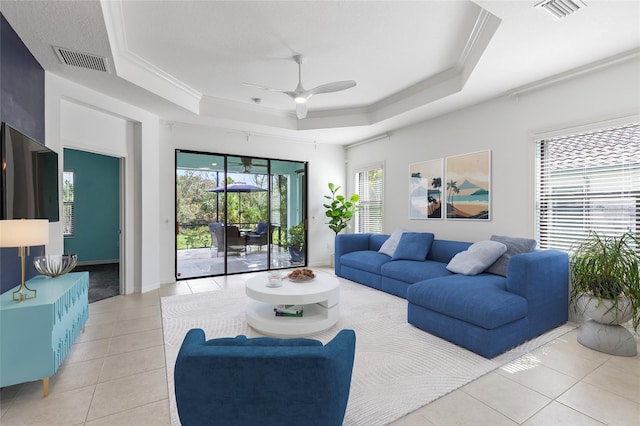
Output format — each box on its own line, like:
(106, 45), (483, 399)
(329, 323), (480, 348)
(75, 263), (120, 303)
(161, 278), (573, 426)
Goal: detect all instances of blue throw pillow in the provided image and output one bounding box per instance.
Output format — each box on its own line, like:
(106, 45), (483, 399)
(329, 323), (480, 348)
(206, 335), (323, 347)
(378, 227), (406, 257)
(392, 232), (434, 261)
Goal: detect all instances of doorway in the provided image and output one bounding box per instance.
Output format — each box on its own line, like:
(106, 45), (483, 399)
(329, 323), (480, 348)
(63, 148), (122, 301)
(175, 150), (307, 280)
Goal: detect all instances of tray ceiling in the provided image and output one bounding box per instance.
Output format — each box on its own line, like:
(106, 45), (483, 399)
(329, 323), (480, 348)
(1, 0), (639, 144)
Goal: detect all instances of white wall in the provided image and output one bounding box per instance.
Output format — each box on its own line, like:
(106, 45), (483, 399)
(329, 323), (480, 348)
(46, 73), (160, 294)
(60, 100), (129, 156)
(45, 56), (639, 292)
(347, 57), (640, 242)
(157, 123), (345, 284)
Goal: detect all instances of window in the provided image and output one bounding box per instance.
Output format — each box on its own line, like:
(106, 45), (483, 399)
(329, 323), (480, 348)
(535, 123), (639, 252)
(63, 171), (75, 236)
(354, 164), (383, 233)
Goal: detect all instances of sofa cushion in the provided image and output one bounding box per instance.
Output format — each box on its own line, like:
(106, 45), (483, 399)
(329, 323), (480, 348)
(427, 240), (473, 263)
(446, 240), (507, 275)
(392, 232), (434, 261)
(378, 227), (406, 257)
(370, 234), (391, 251)
(206, 335), (323, 347)
(486, 235), (537, 277)
(407, 274), (527, 329)
(340, 250), (392, 274)
(381, 259), (451, 284)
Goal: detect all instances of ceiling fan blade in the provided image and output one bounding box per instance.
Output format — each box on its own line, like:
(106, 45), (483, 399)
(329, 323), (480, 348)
(307, 80), (356, 96)
(242, 82), (288, 93)
(296, 102), (307, 119)
(245, 56), (354, 120)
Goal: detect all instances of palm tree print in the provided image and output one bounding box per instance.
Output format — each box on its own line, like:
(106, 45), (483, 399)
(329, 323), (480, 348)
(447, 179), (460, 209)
(431, 177), (442, 201)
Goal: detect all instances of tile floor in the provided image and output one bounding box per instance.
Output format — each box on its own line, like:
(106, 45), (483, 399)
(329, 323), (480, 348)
(1, 268), (638, 425)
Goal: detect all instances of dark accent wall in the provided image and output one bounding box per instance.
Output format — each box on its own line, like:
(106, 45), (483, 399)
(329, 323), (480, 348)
(64, 148), (120, 263)
(1, 13), (46, 294)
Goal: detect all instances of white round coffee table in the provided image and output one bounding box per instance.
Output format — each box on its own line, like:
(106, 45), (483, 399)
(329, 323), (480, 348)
(245, 271), (340, 337)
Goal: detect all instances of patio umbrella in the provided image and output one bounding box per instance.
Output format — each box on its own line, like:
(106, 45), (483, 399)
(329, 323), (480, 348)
(206, 182), (267, 227)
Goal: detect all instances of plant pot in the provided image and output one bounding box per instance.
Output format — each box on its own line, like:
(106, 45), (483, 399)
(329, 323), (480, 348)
(578, 295), (633, 325)
(576, 294), (637, 357)
(289, 247), (304, 264)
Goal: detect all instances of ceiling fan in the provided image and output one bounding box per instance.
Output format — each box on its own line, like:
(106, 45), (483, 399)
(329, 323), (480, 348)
(243, 55), (356, 119)
(229, 156), (266, 173)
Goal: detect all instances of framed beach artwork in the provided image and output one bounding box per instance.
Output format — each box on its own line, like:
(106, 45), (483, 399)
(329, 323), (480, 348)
(409, 159), (443, 219)
(445, 150), (491, 220)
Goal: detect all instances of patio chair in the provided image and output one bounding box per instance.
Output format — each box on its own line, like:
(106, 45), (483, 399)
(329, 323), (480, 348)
(213, 225), (247, 256)
(247, 221), (268, 252)
(208, 222), (224, 250)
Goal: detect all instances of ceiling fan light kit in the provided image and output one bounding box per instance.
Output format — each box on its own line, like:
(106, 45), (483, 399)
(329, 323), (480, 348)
(244, 55), (356, 119)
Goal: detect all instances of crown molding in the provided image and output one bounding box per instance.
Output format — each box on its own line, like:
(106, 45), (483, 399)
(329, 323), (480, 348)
(100, 0), (202, 113)
(98, 1), (500, 132)
(458, 8), (501, 83)
(508, 48), (640, 97)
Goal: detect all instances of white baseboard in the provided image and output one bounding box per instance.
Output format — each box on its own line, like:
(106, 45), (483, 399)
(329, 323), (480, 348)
(76, 259), (119, 266)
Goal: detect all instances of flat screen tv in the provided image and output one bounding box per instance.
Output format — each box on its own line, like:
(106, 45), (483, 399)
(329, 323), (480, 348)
(1, 122), (59, 221)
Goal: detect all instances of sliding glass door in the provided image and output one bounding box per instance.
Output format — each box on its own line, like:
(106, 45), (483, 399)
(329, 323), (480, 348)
(175, 150), (306, 280)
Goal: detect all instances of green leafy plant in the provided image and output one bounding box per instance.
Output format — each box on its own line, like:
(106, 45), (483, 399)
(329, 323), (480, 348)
(279, 223), (305, 263)
(286, 223), (305, 250)
(323, 182), (360, 235)
(182, 226), (210, 249)
(570, 231), (640, 330)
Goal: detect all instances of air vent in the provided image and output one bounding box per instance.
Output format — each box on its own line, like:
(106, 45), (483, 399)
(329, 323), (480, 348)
(535, 0), (586, 20)
(53, 46), (109, 73)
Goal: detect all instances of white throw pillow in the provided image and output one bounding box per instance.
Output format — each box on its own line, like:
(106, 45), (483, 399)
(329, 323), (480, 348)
(378, 227), (406, 257)
(446, 240), (508, 276)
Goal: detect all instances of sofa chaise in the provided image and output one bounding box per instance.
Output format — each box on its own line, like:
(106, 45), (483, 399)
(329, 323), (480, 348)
(334, 231), (569, 358)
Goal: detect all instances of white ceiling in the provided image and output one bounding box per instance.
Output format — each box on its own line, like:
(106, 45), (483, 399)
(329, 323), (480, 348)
(1, 0), (639, 145)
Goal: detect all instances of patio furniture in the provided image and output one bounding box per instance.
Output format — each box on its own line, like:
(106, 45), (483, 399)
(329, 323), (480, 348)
(208, 222), (224, 250)
(247, 221), (268, 252)
(213, 225), (247, 256)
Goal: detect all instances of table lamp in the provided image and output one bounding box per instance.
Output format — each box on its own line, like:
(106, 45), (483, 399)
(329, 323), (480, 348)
(0, 219), (49, 302)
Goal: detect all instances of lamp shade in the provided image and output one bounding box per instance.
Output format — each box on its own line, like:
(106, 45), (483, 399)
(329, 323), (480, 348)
(0, 219), (49, 247)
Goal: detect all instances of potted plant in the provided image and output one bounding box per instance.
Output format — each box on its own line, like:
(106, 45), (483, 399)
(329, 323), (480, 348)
(323, 182), (360, 235)
(569, 231), (640, 356)
(286, 223), (305, 263)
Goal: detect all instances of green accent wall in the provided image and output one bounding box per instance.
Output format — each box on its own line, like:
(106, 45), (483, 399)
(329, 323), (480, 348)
(63, 148), (119, 263)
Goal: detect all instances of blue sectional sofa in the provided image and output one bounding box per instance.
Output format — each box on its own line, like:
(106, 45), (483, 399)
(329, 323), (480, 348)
(334, 232), (569, 358)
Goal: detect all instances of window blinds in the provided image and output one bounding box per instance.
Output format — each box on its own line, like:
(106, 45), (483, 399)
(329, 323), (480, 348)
(63, 171), (75, 236)
(535, 123), (640, 252)
(355, 166), (383, 233)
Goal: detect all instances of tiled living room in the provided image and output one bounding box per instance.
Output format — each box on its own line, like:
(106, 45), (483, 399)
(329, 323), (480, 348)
(1, 269), (639, 425)
(1, 1), (639, 425)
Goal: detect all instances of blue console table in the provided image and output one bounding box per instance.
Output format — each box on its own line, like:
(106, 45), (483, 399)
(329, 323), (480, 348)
(0, 272), (89, 396)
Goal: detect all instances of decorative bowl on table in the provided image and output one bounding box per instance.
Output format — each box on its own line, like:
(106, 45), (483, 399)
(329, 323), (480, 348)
(287, 268), (315, 282)
(34, 254), (78, 278)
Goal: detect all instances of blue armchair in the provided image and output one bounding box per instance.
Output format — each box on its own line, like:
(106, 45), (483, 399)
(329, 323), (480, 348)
(174, 328), (356, 426)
